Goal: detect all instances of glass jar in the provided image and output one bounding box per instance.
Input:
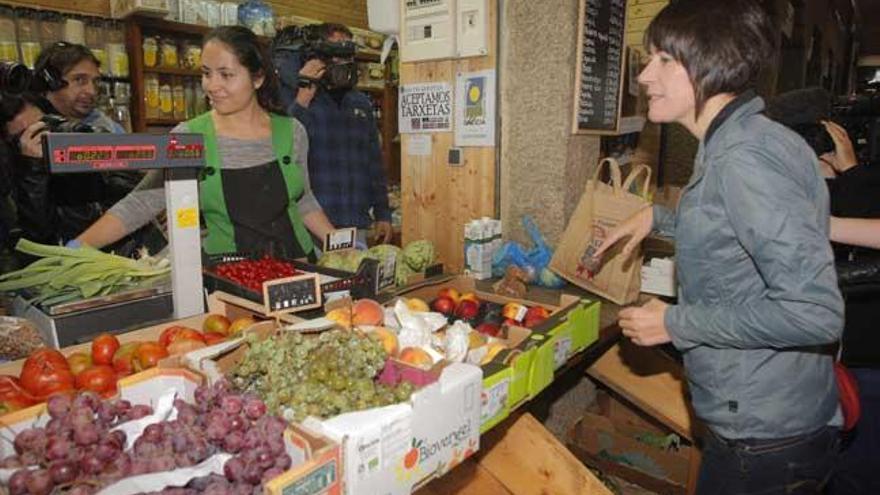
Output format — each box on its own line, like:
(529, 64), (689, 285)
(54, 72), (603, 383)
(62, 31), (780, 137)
(238, 0), (275, 36)
(205, 0), (221, 28)
(173, 78), (186, 119)
(195, 83), (207, 114)
(145, 74), (161, 119)
(17, 11), (41, 68)
(85, 19), (106, 72)
(159, 78), (174, 118)
(0, 7), (18, 62)
(106, 21), (128, 77)
(181, 41), (201, 69)
(40, 12), (64, 49)
(143, 36), (159, 68)
(184, 80), (196, 118)
(63, 17), (86, 45)
(160, 38), (179, 67)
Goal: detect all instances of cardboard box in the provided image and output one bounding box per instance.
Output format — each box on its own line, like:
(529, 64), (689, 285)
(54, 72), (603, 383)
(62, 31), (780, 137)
(394, 276), (600, 423)
(569, 391), (692, 495)
(305, 363), (481, 495)
(190, 324), (481, 495)
(0, 367), (342, 495)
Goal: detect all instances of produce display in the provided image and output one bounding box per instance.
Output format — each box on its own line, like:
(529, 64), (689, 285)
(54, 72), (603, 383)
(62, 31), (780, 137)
(426, 287), (550, 330)
(317, 240), (438, 287)
(211, 257), (300, 293)
(229, 330), (414, 421)
(0, 240), (170, 307)
(0, 314), (246, 416)
(2, 382), (289, 495)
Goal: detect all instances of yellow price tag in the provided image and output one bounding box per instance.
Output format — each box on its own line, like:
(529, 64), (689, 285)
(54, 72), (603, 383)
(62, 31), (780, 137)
(175, 207), (199, 229)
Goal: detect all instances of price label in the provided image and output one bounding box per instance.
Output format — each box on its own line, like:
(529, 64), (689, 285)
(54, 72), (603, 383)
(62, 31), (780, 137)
(376, 253), (397, 292)
(324, 227), (357, 253)
(553, 336), (572, 370)
(480, 378), (510, 424)
(263, 273), (322, 315)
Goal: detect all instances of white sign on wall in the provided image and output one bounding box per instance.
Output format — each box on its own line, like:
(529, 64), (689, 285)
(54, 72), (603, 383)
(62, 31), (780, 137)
(454, 69), (496, 147)
(399, 82), (453, 133)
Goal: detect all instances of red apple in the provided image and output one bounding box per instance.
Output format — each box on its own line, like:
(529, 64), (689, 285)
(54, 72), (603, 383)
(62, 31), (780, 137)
(431, 296), (456, 315)
(437, 288), (461, 305)
(454, 299), (480, 320)
(525, 306), (550, 320)
(523, 313), (548, 328)
(502, 318), (518, 327)
(475, 322), (501, 337)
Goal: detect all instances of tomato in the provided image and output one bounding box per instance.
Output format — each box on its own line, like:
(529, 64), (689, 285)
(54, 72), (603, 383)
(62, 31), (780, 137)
(66, 352), (93, 375)
(0, 375), (38, 412)
(20, 349), (76, 399)
(202, 314), (231, 335)
(159, 326), (206, 349)
(91, 333), (120, 366)
(112, 342), (142, 376)
(167, 338), (207, 356)
(202, 332), (227, 345)
(75, 365), (117, 395)
(136, 342), (168, 369)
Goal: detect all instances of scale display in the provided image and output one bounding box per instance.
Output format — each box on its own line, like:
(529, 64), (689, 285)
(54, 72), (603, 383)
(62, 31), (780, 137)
(115, 146), (157, 160)
(44, 133), (206, 173)
(66, 147), (113, 162)
(167, 145), (204, 160)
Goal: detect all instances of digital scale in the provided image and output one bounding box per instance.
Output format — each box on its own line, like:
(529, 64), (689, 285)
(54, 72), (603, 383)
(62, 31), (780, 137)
(10, 132), (208, 347)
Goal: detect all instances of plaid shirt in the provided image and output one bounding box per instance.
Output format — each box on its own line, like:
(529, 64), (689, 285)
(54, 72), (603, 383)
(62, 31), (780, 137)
(288, 90), (390, 229)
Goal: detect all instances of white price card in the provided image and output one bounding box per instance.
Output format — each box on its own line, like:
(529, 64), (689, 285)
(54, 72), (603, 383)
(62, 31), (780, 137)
(553, 336), (572, 370)
(480, 378), (510, 424)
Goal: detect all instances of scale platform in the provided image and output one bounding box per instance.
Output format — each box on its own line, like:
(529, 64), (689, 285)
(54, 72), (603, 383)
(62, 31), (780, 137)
(12, 282), (176, 348)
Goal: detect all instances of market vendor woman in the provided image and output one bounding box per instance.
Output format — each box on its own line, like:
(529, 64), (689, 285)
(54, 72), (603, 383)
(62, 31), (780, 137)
(593, 1), (844, 493)
(75, 26), (335, 260)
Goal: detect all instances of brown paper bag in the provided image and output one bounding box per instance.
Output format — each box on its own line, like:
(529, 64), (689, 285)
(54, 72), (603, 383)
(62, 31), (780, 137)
(550, 158), (651, 305)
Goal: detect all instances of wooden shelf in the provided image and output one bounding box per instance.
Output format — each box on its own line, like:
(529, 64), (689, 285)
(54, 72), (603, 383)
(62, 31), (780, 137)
(145, 118), (182, 126)
(144, 66), (202, 77)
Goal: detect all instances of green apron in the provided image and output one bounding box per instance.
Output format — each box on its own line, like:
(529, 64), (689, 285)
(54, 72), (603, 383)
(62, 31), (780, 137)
(186, 112), (314, 256)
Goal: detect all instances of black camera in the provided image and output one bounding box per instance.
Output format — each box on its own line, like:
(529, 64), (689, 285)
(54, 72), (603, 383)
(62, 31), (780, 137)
(272, 25), (359, 91)
(40, 114), (94, 133)
(0, 62), (33, 94)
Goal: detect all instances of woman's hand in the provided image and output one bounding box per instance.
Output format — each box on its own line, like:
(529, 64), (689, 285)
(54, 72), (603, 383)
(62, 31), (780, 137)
(18, 121), (47, 159)
(820, 120), (858, 173)
(592, 206), (653, 260)
(618, 298), (671, 346)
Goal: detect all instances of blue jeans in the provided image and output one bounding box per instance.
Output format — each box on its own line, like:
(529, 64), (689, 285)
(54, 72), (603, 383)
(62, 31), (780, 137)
(697, 425), (840, 495)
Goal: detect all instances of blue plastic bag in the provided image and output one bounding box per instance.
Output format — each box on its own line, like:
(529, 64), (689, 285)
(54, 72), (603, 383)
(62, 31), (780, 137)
(492, 216), (566, 288)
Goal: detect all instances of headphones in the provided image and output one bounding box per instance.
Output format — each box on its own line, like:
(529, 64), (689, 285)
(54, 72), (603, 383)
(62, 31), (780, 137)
(32, 42), (74, 92)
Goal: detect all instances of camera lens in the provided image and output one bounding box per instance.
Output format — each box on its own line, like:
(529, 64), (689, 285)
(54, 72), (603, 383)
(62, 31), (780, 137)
(0, 62), (33, 94)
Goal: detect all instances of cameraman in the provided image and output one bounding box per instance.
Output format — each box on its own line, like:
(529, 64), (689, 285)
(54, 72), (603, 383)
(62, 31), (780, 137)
(32, 42), (123, 134)
(0, 92), (110, 247)
(275, 23), (392, 248)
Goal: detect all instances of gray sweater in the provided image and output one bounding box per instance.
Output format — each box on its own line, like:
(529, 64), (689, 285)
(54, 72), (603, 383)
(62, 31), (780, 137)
(108, 119), (321, 234)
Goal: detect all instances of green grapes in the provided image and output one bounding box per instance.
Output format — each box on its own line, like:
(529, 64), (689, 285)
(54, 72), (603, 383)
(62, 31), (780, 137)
(229, 330), (413, 421)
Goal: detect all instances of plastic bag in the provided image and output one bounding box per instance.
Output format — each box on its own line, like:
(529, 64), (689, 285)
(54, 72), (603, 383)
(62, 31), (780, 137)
(492, 216), (566, 288)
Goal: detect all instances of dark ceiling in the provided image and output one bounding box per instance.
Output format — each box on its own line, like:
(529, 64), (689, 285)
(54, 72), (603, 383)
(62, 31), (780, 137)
(855, 0), (880, 55)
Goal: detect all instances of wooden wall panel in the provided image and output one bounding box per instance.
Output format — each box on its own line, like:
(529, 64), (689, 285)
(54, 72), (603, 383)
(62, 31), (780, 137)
(400, 3), (497, 273)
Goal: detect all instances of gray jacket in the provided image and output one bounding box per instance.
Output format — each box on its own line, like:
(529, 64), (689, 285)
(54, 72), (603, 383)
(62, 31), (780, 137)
(654, 95), (844, 439)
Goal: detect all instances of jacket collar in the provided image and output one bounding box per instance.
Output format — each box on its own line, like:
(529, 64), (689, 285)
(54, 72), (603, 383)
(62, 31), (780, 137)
(689, 92), (764, 186)
(703, 89), (759, 147)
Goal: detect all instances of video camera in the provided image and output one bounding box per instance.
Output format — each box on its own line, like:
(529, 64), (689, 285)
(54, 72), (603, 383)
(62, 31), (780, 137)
(40, 114), (94, 134)
(272, 24), (359, 92)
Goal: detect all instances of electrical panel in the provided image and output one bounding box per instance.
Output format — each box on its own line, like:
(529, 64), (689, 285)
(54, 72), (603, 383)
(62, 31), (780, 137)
(456, 0), (487, 58)
(401, 0), (456, 62)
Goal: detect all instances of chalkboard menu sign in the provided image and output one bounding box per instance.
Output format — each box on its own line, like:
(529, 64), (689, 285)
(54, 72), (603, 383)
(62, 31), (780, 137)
(572, 0), (627, 134)
(263, 274), (323, 315)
